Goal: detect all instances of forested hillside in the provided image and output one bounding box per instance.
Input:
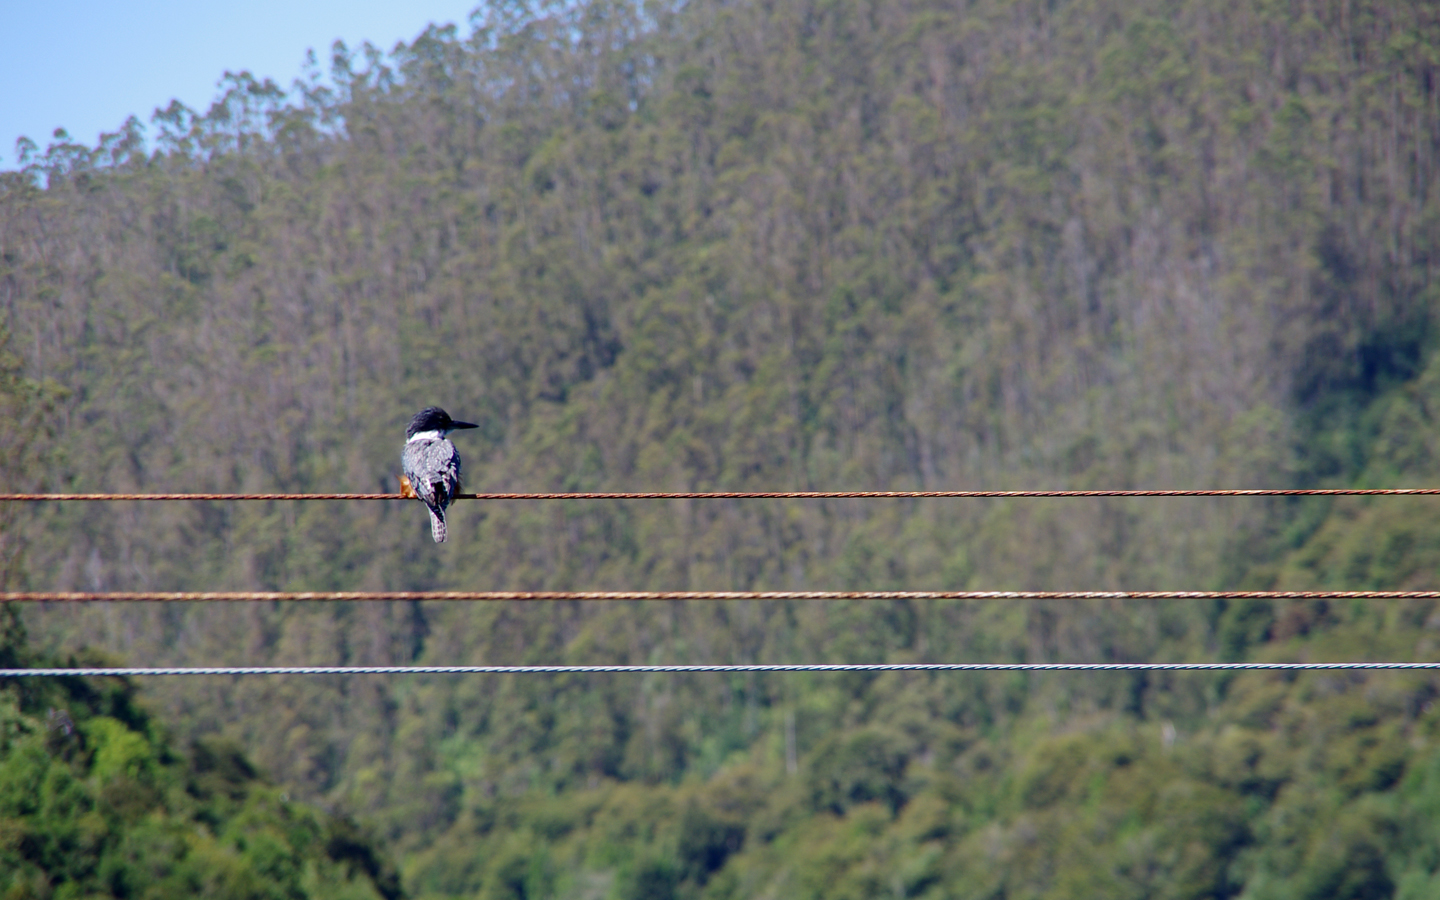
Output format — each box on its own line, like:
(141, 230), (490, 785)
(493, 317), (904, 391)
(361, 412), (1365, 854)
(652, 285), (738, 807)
(0, 611), (401, 897)
(3, 0), (1440, 896)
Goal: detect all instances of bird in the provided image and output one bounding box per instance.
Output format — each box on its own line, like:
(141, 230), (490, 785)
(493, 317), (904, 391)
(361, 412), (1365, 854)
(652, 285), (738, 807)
(401, 406), (478, 543)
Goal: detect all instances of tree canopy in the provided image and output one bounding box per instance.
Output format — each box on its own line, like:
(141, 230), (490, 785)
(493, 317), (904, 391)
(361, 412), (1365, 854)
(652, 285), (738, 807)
(3, 0), (1440, 896)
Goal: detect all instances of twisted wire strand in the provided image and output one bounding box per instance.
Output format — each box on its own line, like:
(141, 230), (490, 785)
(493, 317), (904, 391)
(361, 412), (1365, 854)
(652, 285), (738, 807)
(5, 590), (1439, 603)
(3, 488), (1439, 501)
(3, 661), (1438, 677)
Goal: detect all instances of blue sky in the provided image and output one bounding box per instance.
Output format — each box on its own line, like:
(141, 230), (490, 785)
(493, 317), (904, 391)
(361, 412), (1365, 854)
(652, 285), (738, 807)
(0, 0), (480, 167)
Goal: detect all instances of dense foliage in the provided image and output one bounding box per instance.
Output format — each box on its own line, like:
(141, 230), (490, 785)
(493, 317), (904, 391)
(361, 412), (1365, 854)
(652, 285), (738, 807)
(3, 0), (1440, 896)
(0, 612), (401, 898)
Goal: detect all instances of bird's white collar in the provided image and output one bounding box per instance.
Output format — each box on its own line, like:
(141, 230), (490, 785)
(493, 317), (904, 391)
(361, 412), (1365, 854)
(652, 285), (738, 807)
(407, 430), (445, 443)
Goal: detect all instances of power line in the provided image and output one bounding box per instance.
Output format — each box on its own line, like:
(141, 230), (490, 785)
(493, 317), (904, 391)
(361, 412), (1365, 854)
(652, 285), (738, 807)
(3, 488), (1438, 501)
(3, 661), (1438, 677)
(6, 590), (1439, 603)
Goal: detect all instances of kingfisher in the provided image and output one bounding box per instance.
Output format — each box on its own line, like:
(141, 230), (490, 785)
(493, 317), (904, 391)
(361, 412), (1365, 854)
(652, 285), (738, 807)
(401, 406), (478, 543)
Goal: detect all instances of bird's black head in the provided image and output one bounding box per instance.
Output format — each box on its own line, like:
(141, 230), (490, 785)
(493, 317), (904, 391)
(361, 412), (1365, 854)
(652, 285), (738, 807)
(407, 406), (479, 438)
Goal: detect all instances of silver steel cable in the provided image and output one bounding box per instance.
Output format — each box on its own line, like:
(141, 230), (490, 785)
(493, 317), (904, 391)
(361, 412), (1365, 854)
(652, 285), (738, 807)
(4, 661), (1438, 677)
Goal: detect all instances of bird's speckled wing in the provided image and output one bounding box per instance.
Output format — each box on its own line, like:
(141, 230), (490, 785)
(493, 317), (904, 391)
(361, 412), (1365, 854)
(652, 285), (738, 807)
(401, 438), (463, 510)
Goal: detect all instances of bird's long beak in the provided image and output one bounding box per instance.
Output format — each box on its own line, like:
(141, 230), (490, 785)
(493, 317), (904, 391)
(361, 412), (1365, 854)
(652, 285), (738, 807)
(452, 421), (479, 430)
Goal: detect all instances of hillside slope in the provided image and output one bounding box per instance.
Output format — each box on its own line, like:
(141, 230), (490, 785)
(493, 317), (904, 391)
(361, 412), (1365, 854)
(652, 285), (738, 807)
(2, 0), (1439, 896)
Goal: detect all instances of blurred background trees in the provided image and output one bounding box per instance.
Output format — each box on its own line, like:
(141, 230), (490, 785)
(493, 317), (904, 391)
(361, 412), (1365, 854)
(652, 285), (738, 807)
(3, 0), (1439, 896)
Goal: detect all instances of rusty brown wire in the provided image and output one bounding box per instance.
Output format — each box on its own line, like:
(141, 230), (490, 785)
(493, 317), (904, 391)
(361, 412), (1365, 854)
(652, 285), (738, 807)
(5, 590), (1439, 603)
(3, 488), (1439, 501)
(8, 661), (1440, 677)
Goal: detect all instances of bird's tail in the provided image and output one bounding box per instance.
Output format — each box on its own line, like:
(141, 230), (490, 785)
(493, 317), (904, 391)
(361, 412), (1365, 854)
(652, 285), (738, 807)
(428, 505), (448, 543)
